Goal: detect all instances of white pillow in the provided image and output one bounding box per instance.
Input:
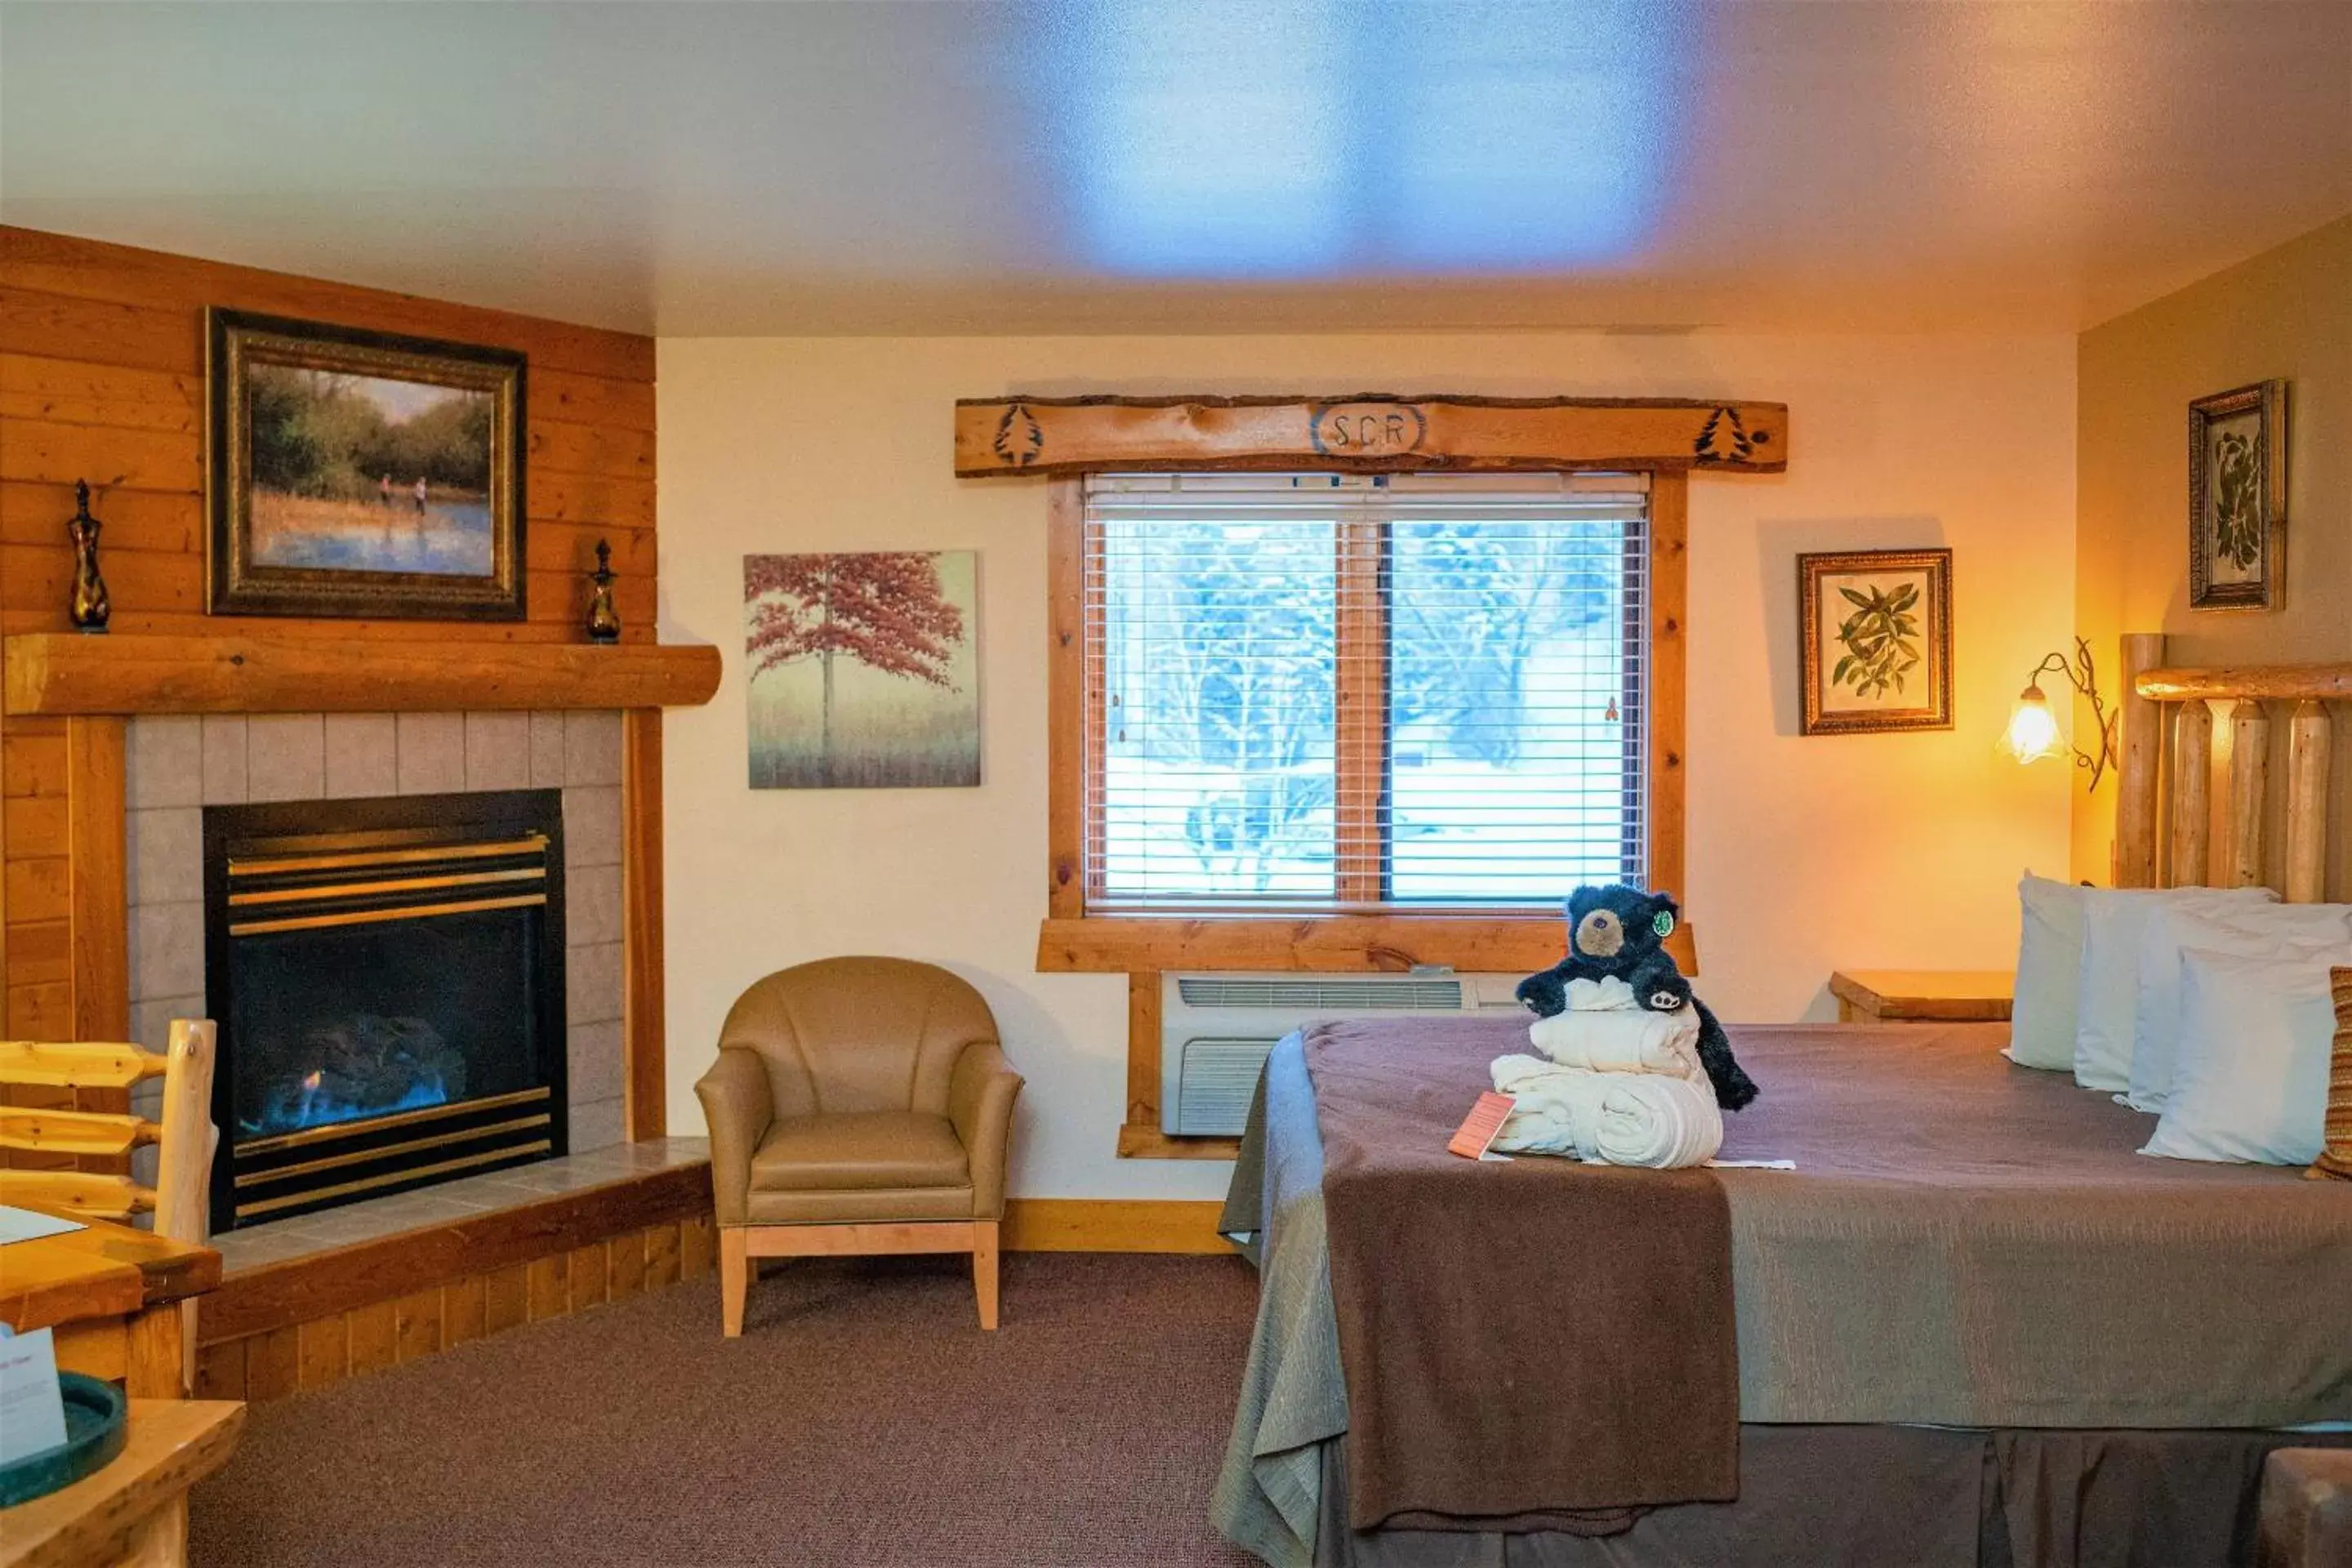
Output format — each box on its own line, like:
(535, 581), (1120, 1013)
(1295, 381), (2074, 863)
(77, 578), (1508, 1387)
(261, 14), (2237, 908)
(2143, 946), (2352, 1165)
(2074, 885), (2277, 1093)
(2127, 902), (2352, 1110)
(2007, 873), (2087, 1070)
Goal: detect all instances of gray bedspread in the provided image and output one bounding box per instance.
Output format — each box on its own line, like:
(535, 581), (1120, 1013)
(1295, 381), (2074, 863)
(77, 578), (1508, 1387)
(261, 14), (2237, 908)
(1213, 1022), (2352, 1568)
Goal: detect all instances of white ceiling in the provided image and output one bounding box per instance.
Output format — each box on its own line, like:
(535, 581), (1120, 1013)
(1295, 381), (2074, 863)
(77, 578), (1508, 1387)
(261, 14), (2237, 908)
(2, 1), (2347, 337)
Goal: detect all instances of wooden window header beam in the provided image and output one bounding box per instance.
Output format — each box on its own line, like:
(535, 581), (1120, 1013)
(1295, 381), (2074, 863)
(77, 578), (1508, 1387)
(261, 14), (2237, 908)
(955, 394), (1788, 479)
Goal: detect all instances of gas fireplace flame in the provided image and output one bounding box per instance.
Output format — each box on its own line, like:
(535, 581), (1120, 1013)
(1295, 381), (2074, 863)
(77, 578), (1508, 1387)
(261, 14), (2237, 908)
(238, 1015), (466, 1140)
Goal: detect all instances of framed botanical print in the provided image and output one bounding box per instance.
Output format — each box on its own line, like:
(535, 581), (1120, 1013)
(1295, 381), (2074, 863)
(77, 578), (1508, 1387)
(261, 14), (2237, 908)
(1798, 548), (1953, 736)
(2187, 380), (2287, 611)
(207, 308), (526, 620)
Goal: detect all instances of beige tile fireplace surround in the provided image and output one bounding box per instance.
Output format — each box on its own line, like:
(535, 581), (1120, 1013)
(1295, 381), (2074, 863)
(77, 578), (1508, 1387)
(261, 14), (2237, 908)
(123, 709), (630, 1152)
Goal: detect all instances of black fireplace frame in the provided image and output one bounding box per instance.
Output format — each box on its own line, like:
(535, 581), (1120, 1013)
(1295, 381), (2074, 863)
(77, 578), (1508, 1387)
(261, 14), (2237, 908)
(203, 789), (568, 1232)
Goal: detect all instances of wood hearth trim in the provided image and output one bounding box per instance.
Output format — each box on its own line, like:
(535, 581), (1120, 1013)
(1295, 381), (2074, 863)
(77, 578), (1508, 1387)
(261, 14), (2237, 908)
(198, 1158), (714, 1343)
(196, 1209), (717, 1405)
(621, 710), (666, 1140)
(4, 634), (721, 716)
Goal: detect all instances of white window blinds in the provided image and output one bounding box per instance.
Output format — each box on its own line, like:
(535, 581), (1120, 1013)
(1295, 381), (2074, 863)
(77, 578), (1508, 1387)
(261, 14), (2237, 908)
(1083, 471), (1649, 913)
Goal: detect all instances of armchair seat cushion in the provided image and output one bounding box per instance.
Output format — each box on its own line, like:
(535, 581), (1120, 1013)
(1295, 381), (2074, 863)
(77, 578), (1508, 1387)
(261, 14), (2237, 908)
(751, 1110), (969, 1193)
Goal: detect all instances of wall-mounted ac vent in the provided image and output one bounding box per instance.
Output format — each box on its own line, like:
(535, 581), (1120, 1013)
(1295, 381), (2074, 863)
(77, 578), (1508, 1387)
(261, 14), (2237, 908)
(1160, 971), (1518, 1137)
(1170, 1037), (1279, 1143)
(1174, 976), (1467, 1010)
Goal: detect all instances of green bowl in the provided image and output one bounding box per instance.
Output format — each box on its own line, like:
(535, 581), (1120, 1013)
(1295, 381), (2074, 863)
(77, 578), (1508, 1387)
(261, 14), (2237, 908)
(0, 1372), (128, 1509)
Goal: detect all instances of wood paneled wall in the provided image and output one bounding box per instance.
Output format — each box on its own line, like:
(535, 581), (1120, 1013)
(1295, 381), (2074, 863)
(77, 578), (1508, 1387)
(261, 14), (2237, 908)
(0, 226), (658, 1051)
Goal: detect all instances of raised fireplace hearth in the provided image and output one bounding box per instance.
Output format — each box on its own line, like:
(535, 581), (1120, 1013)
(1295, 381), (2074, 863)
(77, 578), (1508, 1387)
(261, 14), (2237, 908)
(203, 790), (568, 1231)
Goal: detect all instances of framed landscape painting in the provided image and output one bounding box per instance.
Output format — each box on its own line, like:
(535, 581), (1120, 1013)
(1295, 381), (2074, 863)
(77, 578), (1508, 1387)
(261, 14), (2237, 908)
(207, 309), (526, 619)
(743, 550), (981, 789)
(1798, 547), (1953, 735)
(2187, 379), (2287, 611)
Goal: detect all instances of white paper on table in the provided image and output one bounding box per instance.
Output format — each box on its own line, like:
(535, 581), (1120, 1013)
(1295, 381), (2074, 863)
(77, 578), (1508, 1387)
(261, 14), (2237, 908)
(0, 1205), (83, 1245)
(1706, 1158), (1798, 1169)
(0, 1326), (69, 1463)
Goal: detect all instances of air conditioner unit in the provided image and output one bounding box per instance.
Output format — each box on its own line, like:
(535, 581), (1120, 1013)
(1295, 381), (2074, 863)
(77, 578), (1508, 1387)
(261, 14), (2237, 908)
(1160, 972), (1525, 1136)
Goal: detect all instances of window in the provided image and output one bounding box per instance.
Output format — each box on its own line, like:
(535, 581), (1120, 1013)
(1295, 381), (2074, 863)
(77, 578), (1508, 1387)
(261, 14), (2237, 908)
(1078, 471), (1651, 915)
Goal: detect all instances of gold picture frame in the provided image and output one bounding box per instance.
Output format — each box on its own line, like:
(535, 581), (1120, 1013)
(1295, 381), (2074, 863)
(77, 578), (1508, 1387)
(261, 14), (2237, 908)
(1798, 548), (1953, 736)
(2187, 379), (2287, 612)
(207, 308), (526, 620)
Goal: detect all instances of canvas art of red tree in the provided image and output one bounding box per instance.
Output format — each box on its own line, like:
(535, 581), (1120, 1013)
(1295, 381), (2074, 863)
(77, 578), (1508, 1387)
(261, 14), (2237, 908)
(745, 552), (966, 778)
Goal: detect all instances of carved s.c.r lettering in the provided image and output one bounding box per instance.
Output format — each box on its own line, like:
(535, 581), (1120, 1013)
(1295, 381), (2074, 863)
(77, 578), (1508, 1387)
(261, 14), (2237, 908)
(1309, 403), (1428, 457)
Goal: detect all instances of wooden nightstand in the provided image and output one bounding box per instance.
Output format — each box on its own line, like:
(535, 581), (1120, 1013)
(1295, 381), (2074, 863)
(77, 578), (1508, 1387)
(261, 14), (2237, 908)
(1829, 969), (2014, 1024)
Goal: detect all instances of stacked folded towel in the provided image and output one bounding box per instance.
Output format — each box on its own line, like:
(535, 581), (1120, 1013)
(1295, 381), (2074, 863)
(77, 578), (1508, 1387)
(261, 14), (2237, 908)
(1490, 978), (1724, 1168)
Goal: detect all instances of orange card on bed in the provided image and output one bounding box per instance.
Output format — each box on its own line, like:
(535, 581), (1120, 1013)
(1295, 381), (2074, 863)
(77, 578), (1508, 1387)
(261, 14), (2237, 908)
(1448, 1092), (1517, 1159)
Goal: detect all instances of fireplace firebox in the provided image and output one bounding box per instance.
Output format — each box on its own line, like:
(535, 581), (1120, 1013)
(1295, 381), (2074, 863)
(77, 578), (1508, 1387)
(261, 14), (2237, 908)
(203, 791), (568, 1232)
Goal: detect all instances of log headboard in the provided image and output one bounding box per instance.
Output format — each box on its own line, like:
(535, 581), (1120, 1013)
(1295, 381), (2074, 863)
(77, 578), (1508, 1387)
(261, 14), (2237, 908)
(2115, 631), (2346, 901)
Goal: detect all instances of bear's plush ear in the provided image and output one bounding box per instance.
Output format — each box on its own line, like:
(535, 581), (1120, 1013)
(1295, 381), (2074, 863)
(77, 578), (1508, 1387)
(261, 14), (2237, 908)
(1566, 885), (1604, 924)
(1641, 890), (1682, 942)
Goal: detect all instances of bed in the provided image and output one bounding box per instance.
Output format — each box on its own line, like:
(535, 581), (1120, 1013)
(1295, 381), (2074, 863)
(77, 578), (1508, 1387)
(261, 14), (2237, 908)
(1213, 1019), (2352, 1568)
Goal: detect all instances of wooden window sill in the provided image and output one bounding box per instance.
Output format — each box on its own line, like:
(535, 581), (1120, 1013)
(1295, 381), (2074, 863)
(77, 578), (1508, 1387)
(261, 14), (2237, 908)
(1116, 1125), (1242, 1161)
(1037, 914), (1695, 976)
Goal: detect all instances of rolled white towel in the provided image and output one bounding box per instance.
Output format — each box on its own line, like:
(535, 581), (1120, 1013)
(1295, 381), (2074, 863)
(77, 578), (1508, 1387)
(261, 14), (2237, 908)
(1528, 1001), (1704, 1085)
(1488, 1058), (1724, 1169)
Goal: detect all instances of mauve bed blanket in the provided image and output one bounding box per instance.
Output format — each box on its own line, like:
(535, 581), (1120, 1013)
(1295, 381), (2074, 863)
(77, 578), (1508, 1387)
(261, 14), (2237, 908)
(1214, 1022), (2352, 1567)
(1303, 1017), (1739, 1532)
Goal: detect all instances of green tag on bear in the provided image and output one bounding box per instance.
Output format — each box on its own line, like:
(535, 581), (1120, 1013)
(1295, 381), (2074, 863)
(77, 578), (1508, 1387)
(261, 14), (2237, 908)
(1653, 911), (1676, 938)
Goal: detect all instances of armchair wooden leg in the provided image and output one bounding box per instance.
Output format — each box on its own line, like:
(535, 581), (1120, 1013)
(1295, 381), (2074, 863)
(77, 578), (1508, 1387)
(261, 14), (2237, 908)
(719, 1226), (748, 1338)
(972, 1219), (1000, 1331)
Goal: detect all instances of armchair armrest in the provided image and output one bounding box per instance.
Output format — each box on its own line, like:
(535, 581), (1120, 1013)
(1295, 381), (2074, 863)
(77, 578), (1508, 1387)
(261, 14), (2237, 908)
(947, 1040), (1023, 1220)
(694, 1047), (774, 1227)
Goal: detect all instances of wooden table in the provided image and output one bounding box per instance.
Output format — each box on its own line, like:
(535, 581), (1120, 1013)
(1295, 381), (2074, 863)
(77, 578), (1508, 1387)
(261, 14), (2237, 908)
(0, 1400), (244, 1568)
(0, 1215), (220, 1398)
(1829, 969), (2015, 1024)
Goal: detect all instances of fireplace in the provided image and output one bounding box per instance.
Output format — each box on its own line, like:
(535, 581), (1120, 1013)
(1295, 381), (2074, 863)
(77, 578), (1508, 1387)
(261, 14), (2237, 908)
(203, 790), (568, 1231)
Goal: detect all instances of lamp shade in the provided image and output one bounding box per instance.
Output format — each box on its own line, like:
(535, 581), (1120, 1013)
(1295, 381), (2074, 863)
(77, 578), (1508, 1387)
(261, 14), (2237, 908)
(2001, 684), (2065, 764)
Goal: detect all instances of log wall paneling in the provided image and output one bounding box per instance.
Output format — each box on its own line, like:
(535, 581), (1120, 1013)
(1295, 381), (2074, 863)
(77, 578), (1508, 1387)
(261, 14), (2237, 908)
(0, 227), (670, 1116)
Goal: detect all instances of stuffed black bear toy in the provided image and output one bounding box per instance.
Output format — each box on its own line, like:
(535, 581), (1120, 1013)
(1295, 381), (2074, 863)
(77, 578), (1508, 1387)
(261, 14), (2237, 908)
(1514, 884), (1760, 1111)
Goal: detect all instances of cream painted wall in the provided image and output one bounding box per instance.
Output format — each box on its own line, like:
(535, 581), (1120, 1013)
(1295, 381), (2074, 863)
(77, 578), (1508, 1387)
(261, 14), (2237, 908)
(2074, 215), (2352, 892)
(657, 332), (2076, 1200)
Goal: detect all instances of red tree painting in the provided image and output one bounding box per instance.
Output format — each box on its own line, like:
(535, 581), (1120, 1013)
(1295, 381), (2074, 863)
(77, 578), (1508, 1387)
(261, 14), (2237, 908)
(743, 551), (977, 788)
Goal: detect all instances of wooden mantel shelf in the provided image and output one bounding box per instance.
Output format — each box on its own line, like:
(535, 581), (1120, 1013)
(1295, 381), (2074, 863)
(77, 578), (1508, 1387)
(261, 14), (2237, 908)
(3, 633), (722, 715)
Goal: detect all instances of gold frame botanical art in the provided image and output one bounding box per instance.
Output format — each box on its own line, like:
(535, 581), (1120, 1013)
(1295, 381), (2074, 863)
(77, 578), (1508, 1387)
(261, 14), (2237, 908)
(2187, 380), (2287, 612)
(207, 308), (526, 620)
(1797, 547), (1953, 736)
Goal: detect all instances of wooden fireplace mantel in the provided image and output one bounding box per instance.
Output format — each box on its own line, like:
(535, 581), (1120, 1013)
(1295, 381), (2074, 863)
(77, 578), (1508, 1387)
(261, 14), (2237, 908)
(2, 633), (723, 715)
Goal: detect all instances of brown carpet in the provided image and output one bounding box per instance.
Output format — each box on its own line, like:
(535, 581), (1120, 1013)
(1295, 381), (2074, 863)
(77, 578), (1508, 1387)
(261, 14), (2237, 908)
(192, 1252), (1265, 1567)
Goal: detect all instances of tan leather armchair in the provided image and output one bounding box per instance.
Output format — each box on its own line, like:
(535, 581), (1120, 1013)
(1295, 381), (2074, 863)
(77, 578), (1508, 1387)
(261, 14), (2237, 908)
(695, 957), (1022, 1337)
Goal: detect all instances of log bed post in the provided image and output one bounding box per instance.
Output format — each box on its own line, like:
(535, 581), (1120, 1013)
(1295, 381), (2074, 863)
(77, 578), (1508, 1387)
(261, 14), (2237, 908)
(2168, 699), (2214, 889)
(2225, 700), (2272, 889)
(2286, 700), (2332, 902)
(2115, 633), (2166, 888)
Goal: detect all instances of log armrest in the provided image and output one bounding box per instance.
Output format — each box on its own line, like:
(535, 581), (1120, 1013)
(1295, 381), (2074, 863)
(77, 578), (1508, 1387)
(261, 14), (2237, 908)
(694, 1047), (774, 1227)
(946, 1040), (1023, 1220)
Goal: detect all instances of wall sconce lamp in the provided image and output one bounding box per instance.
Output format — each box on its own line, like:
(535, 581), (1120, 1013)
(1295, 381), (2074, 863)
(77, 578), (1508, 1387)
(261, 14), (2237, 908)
(2000, 637), (2118, 791)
